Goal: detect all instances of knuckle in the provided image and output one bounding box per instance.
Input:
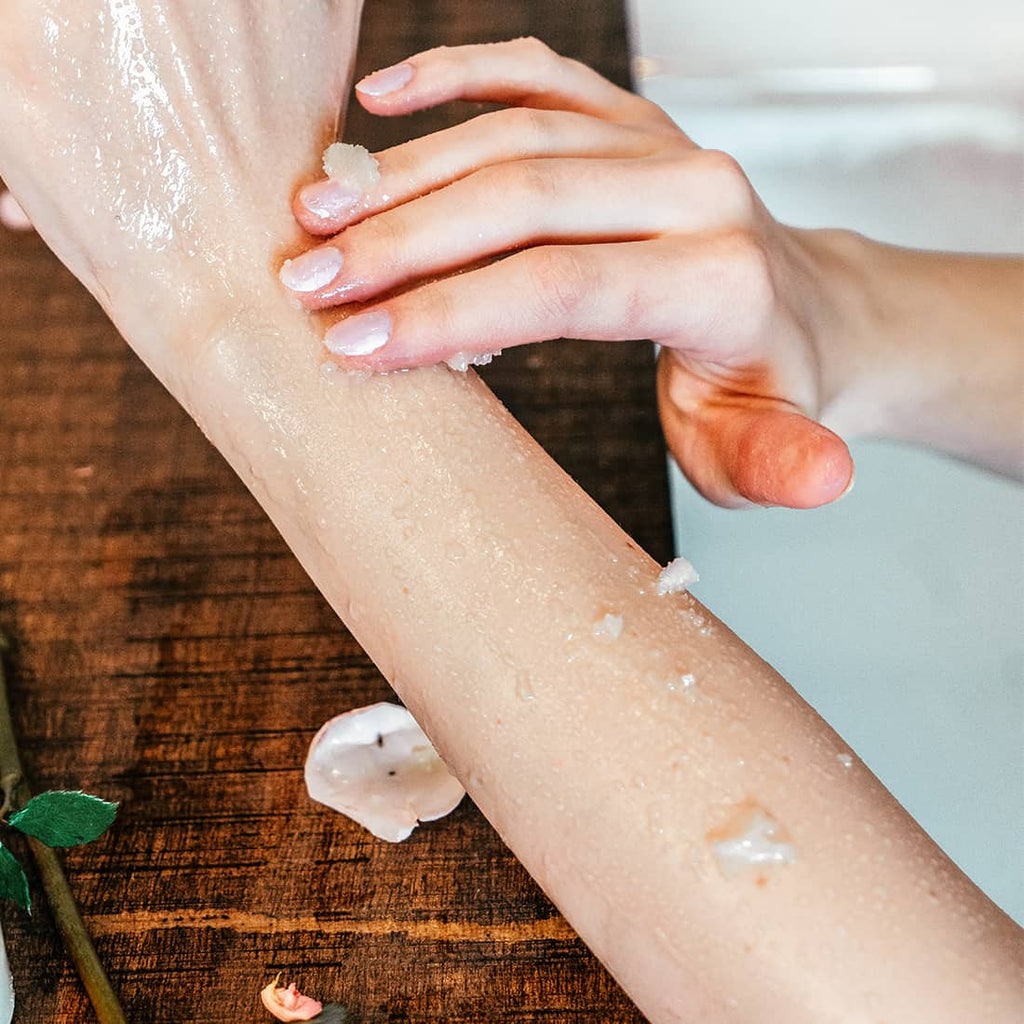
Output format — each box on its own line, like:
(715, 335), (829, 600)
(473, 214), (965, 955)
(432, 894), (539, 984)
(698, 149), (756, 220)
(478, 159), (556, 206)
(362, 209), (403, 251)
(430, 288), (460, 342)
(422, 43), (456, 64)
(421, 44), (463, 81)
(352, 209), (408, 268)
(699, 148), (747, 184)
(499, 106), (551, 150)
(405, 281), (458, 344)
(528, 247), (595, 324)
(717, 230), (775, 335)
(515, 159), (558, 202)
(514, 36), (557, 62)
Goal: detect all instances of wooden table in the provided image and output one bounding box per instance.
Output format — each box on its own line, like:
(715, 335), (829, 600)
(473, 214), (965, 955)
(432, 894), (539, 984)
(0, 2), (672, 1020)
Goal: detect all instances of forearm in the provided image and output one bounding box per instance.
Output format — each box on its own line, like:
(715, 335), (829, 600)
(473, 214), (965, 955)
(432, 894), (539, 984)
(806, 229), (1024, 475)
(179, 291), (1022, 1022)
(1, 5), (1020, 1017)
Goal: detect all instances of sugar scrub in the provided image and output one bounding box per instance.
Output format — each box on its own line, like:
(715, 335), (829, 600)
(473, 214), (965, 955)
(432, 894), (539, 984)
(592, 612), (624, 640)
(322, 142), (380, 191)
(656, 556), (699, 596)
(709, 804), (797, 879)
(446, 350), (502, 372)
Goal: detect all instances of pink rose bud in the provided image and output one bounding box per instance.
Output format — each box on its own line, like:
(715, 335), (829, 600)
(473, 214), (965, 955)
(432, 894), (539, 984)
(260, 978), (323, 1022)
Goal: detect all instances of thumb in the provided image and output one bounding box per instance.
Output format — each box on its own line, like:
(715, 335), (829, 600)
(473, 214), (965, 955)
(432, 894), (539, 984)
(657, 354), (854, 510)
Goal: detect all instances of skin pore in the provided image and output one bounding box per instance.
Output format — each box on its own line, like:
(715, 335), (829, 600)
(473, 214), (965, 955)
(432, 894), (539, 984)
(1, 10), (1021, 1023)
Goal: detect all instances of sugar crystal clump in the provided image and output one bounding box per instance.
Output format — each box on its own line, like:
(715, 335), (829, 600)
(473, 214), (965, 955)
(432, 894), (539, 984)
(593, 613), (624, 640)
(656, 556), (700, 596)
(446, 350), (502, 372)
(711, 808), (797, 878)
(322, 142), (380, 191)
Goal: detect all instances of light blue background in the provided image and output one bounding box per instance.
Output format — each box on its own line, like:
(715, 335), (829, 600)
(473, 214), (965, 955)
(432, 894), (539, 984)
(630, 0), (1024, 923)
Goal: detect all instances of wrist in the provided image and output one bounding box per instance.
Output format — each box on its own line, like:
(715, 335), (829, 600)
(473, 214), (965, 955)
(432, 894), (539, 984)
(784, 226), (896, 440)
(98, 279), (223, 395)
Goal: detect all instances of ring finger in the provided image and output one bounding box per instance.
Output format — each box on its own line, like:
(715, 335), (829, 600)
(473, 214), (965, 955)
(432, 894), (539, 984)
(318, 234), (742, 370)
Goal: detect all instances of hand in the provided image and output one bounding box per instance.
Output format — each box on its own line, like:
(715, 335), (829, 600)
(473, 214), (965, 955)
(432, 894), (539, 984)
(0, 0), (360, 376)
(282, 38), (855, 509)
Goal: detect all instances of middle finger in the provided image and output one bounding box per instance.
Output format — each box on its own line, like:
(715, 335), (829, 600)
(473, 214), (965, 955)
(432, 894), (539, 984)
(283, 152), (725, 307)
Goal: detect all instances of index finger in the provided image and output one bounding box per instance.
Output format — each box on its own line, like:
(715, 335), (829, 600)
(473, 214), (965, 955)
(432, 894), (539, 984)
(354, 37), (675, 128)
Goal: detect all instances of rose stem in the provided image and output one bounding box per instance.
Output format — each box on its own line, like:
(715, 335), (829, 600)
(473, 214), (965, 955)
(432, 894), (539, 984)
(0, 630), (127, 1024)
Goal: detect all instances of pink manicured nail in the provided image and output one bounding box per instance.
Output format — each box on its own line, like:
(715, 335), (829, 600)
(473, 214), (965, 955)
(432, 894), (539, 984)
(356, 62), (414, 97)
(324, 311), (391, 356)
(298, 179), (362, 220)
(279, 247), (343, 293)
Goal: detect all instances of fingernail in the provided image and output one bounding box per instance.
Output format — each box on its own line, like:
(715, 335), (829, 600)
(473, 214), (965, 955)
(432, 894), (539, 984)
(324, 310), (391, 356)
(298, 179), (362, 220)
(279, 247), (344, 293)
(356, 62), (414, 97)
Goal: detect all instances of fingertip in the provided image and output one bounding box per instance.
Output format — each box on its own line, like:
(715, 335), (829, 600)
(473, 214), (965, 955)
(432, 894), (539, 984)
(321, 308), (435, 371)
(813, 432), (855, 506)
(323, 308), (392, 359)
(320, 305), (501, 375)
(291, 199), (340, 237)
(782, 422), (854, 509)
(279, 245), (344, 296)
(732, 416), (854, 510)
(355, 61), (415, 102)
(292, 179), (362, 235)
(354, 90), (392, 115)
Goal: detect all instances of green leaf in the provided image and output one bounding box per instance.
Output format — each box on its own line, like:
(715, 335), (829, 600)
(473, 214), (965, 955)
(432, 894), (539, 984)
(0, 841), (30, 911)
(9, 790), (118, 847)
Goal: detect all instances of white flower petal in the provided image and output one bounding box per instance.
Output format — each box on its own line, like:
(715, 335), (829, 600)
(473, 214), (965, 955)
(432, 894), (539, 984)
(305, 702), (465, 843)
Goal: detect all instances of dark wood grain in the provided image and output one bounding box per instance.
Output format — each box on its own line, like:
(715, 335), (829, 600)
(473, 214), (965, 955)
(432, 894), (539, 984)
(0, 1), (670, 1021)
